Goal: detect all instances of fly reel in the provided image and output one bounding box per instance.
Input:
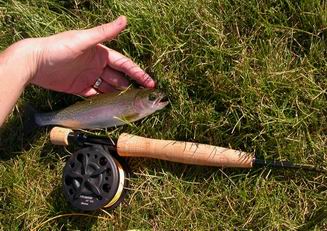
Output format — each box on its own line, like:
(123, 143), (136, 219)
(63, 145), (129, 211)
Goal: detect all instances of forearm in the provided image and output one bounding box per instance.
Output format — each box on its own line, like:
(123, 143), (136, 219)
(0, 40), (39, 126)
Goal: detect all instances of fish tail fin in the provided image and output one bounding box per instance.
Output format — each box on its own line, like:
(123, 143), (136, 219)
(22, 104), (54, 128)
(21, 104), (40, 135)
(21, 104), (57, 136)
(34, 112), (56, 126)
(34, 112), (45, 126)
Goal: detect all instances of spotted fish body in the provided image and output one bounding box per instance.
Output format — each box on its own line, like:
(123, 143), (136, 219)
(35, 88), (168, 129)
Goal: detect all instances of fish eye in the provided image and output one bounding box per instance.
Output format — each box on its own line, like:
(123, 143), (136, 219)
(148, 93), (157, 101)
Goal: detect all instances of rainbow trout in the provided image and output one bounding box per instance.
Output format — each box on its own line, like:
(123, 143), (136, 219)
(35, 88), (168, 129)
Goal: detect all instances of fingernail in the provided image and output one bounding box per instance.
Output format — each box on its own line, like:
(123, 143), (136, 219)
(148, 79), (156, 88)
(115, 16), (127, 26)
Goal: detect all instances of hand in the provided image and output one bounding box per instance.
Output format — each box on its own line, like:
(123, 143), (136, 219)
(28, 16), (155, 96)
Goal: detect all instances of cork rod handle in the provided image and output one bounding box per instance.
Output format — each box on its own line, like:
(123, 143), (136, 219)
(117, 133), (254, 168)
(50, 126), (73, 146)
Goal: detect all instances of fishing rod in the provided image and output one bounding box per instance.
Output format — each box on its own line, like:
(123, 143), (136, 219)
(50, 127), (325, 211)
(51, 126), (325, 171)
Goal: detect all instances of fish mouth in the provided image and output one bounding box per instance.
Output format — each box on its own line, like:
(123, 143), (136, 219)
(154, 94), (169, 108)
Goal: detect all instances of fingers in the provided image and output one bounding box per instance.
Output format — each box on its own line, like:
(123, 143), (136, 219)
(79, 68), (126, 96)
(97, 81), (118, 93)
(106, 48), (156, 88)
(76, 16), (127, 50)
(79, 83), (117, 97)
(101, 67), (129, 90)
(80, 88), (98, 97)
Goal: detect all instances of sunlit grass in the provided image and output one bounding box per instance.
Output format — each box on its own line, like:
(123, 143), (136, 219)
(0, 0), (326, 230)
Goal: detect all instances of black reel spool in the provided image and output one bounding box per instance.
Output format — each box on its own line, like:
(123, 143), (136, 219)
(63, 145), (129, 211)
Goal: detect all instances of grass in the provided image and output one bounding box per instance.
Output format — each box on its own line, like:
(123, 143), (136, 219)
(0, 0), (326, 230)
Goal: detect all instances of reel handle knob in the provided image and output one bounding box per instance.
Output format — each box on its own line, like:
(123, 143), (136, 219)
(50, 126), (73, 146)
(117, 133), (254, 168)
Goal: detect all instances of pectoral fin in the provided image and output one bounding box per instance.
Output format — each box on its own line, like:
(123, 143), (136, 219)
(122, 112), (141, 122)
(115, 112), (141, 124)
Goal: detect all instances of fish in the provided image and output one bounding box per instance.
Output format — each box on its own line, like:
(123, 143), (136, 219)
(34, 88), (169, 129)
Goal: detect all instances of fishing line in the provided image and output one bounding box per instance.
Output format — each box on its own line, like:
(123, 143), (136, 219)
(104, 159), (126, 208)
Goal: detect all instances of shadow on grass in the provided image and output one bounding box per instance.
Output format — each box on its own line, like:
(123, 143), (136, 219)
(0, 107), (44, 160)
(299, 206), (327, 231)
(44, 185), (99, 230)
(126, 155), (325, 190)
(127, 157), (252, 185)
(0, 88), (79, 160)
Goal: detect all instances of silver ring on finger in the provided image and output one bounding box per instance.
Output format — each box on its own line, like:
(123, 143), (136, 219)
(93, 77), (103, 89)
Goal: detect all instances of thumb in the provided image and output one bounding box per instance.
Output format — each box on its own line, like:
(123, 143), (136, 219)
(77, 16), (127, 49)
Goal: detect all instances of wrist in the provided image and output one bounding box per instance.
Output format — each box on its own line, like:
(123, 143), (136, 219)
(0, 38), (41, 86)
(0, 39), (42, 126)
